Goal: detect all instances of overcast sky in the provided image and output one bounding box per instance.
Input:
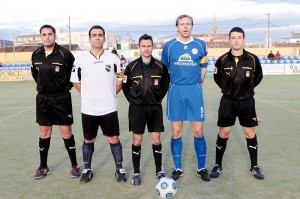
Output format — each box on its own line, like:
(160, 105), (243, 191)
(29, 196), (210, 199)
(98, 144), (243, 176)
(1, 0), (300, 43)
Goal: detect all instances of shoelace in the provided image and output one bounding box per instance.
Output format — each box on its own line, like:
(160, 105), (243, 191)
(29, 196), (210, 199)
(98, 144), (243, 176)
(252, 167), (262, 174)
(37, 168), (46, 173)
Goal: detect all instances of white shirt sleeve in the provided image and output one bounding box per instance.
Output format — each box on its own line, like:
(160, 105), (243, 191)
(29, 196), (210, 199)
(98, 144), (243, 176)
(70, 56), (81, 83)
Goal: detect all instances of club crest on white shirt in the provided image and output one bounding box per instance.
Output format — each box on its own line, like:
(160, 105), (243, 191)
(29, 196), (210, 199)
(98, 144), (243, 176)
(105, 65), (111, 72)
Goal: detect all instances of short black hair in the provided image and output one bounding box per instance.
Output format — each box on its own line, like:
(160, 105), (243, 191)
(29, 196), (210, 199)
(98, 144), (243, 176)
(176, 14), (193, 26)
(88, 25), (105, 37)
(40, 24), (56, 34)
(138, 34), (153, 45)
(229, 27), (245, 38)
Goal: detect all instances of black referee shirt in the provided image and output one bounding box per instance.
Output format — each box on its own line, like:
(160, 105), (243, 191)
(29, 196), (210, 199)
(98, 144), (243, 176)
(31, 43), (75, 94)
(214, 49), (263, 100)
(122, 56), (170, 105)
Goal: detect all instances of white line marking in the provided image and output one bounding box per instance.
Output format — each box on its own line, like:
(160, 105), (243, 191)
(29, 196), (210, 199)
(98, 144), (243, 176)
(257, 98), (300, 114)
(0, 107), (34, 122)
(0, 107), (33, 111)
(258, 100), (300, 104)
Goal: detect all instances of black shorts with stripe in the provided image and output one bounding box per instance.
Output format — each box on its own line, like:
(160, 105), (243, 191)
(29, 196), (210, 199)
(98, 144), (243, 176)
(217, 96), (258, 127)
(36, 92), (73, 125)
(129, 104), (164, 134)
(82, 111), (120, 140)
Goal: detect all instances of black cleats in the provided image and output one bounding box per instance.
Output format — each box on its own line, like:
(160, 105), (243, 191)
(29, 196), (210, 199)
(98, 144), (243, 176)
(197, 168), (211, 181)
(34, 167), (50, 179)
(80, 169), (93, 183)
(210, 164), (223, 178)
(115, 168), (127, 183)
(131, 173), (141, 185)
(250, 166), (264, 180)
(171, 168), (183, 181)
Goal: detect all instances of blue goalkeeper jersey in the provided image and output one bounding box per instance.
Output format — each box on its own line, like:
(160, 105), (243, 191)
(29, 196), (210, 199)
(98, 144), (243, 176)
(161, 37), (208, 84)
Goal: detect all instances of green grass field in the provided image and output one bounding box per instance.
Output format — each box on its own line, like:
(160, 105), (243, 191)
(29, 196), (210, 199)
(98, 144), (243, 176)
(0, 75), (299, 199)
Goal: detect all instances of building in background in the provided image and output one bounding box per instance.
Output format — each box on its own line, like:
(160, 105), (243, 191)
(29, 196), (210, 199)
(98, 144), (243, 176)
(0, 40), (13, 46)
(12, 29), (118, 51)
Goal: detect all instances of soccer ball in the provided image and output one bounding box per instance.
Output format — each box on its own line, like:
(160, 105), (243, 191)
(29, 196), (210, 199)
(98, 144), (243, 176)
(155, 177), (177, 198)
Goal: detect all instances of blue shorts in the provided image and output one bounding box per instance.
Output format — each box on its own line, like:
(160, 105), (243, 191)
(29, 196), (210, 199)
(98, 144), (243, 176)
(167, 83), (205, 122)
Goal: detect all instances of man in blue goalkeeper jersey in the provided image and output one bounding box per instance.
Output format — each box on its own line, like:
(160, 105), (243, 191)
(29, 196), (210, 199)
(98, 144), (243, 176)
(161, 14), (210, 182)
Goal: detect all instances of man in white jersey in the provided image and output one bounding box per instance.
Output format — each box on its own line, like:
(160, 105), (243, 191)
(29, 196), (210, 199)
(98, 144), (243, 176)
(71, 25), (127, 183)
(161, 14), (210, 182)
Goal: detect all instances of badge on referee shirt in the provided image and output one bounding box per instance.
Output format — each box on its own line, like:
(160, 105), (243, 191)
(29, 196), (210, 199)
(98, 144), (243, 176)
(214, 67), (218, 74)
(123, 75), (127, 83)
(246, 71), (250, 77)
(55, 65), (60, 72)
(154, 79), (159, 85)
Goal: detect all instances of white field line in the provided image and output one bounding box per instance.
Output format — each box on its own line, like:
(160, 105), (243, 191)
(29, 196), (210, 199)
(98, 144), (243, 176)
(0, 101), (127, 122)
(257, 98), (300, 114)
(0, 107), (33, 111)
(0, 107), (34, 122)
(257, 100), (300, 104)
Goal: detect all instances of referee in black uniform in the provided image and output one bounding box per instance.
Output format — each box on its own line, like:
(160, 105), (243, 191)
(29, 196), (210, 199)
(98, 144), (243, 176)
(31, 24), (80, 179)
(211, 27), (264, 180)
(122, 34), (170, 185)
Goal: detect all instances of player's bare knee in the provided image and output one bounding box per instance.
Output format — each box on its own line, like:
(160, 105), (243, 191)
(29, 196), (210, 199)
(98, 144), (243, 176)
(151, 137), (161, 145)
(244, 132), (256, 139)
(193, 130), (204, 138)
(133, 138), (142, 146)
(39, 127), (52, 138)
(60, 131), (72, 139)
(59, 125), (72, 139)
(107, 136), (120, 144)
(243, 127), (256, 138)
(219, 127), (231, 138)
(171, 130), (182, 139)
(84, 138), (96, 143)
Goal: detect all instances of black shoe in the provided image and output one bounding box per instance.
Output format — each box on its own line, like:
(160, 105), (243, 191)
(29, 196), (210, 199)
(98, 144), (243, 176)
(171, 168), (183, 181)
(70, 165), (81, 178)
(131, 173), (141, 185)
(197, 168), (211, 181)
(210, 164), (223, 178)
(80, 169), (93, 183)
(115, 168), (127, 183)
(34, 166), (50, 179)
(250, 166), (264, 180)
(156, 171), (166, 180)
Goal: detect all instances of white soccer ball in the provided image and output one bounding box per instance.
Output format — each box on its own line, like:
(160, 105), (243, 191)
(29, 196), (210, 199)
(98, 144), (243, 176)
(155, 177), (177, 198)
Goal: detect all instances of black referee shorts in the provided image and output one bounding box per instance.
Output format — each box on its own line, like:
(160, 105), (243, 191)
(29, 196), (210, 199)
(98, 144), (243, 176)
(82, 111), (120, 140)
(217, 96), (258, 127)
(129, 104), (164, 134)
(36, 92), (73, 126)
